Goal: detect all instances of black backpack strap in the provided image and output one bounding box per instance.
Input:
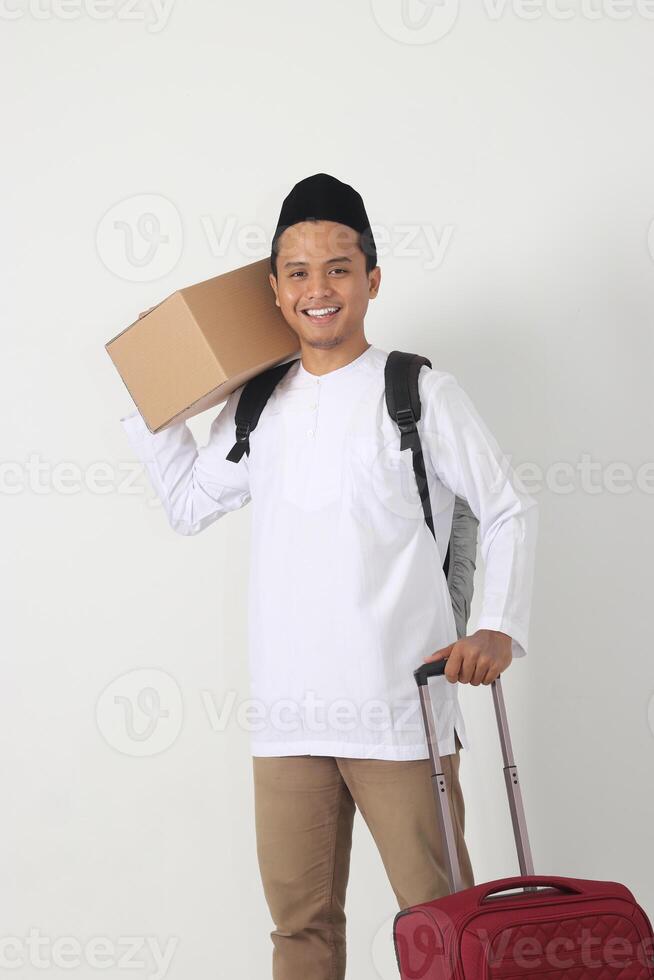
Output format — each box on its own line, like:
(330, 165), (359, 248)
(384, 350), (451, 578)
(225, 358), (300, 463)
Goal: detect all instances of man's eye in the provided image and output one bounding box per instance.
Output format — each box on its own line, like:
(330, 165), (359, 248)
(288, 268), (346, 278)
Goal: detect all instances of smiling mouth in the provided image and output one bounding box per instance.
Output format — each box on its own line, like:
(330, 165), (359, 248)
(301, 306), (341, 323)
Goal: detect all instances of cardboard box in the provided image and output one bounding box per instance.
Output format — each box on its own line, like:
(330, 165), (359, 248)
(105, 258), (299, 433)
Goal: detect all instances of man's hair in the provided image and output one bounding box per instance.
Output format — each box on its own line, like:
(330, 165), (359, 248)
(270, 219), (378, 279)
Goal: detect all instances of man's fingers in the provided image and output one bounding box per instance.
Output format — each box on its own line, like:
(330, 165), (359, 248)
(470, 657), (490, 687)
(444, 648), (464, 683)
(483, 667), (502, 686)
(424, 639), (510, 686)
(458, 650), (481, 685)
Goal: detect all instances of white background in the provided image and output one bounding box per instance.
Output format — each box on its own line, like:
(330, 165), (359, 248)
(2, 2), (653, 977)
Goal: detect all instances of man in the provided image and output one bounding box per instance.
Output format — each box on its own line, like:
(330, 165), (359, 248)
(120, 173), (538, 980)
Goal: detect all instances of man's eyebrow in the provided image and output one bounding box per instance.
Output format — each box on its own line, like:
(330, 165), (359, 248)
(282, 256), (353, 269)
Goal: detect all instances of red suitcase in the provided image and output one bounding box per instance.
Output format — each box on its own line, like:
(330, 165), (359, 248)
(393, 660), (654, 979)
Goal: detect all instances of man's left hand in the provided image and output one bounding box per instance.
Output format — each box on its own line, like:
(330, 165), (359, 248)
(422, 630), (513, 685)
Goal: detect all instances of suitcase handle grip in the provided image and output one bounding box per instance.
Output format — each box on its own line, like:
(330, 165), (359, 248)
(478, 876), (584, 904)
(413, 660), (447, 685)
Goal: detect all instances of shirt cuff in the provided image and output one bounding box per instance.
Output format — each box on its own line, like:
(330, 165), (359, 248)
(474, 617), (529, 658)
(119, 408), (141, 424)
(119, 407), (156, 463)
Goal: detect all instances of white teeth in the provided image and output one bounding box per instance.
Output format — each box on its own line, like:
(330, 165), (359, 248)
(305, 307), (339, 316)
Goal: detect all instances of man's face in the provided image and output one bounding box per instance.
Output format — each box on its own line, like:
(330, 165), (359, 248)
(269, 220), (380, 350)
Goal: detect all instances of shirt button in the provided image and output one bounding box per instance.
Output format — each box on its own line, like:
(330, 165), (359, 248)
(307, 429), (314, 437)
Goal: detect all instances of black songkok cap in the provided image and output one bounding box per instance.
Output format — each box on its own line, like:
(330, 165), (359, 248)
(271, 172), (377, 270)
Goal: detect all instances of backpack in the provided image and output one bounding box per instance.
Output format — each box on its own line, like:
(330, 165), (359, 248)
(225, 350), (479, 639)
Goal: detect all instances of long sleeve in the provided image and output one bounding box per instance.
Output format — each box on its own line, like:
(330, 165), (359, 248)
(119, 385), (251, 535)
(420, 371), (538, 658)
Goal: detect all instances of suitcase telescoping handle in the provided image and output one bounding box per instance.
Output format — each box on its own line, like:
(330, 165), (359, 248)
(414, 660), (535, 895)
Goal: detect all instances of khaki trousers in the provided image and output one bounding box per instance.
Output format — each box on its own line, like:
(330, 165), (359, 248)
(252, 733), (474, 980)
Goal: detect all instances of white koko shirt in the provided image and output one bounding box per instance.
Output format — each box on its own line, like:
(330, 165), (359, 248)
(119, 344), (538, 760)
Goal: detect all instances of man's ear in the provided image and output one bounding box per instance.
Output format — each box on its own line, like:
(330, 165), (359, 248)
(368, 265), (381, 299)
(268, 272), (280, 308)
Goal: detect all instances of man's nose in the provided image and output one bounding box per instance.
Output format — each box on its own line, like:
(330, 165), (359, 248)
(305, 275), (333, 299)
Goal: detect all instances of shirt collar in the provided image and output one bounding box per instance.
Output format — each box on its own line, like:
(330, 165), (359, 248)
(295, 344), (376, 383)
